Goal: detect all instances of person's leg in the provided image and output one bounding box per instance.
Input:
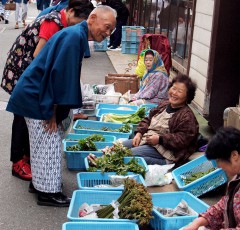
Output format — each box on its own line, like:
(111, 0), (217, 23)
(15, 2), (21, 28)
(3, 7), (10, 24)
(130, 144), (167, 165)
(122, 139), (134, 149)
(113, 21), (124, 48)
(111, 21), (122, 48)
(22, 2), (28, 26)
(25, 118), (70, 206)
(11, 114), (31, 180)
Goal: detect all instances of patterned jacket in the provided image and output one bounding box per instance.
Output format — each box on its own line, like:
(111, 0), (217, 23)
(1, 11), (64, 94)
(136, 101), (199, 167)
(199, 176), (240, 230)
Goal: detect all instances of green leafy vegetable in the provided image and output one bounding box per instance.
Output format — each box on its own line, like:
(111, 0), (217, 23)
(102, 107), (146, 124)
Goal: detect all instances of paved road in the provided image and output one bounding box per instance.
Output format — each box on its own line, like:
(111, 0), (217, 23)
(0, 3), (116, 230)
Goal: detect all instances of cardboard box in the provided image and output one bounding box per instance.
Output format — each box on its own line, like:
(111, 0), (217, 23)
(105, 73), (140, 94)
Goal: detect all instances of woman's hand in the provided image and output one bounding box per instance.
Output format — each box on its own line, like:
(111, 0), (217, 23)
(146, 134), (159, 146)
(133, 132), (142, 147)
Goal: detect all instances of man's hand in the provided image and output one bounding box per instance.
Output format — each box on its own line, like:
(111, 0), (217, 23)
(43, 115), (57, 134)
(146, 134), (159, 146)
(132, 132), (142, 147)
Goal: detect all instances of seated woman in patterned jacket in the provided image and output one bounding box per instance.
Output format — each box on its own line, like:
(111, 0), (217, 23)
(123, 73), (199, 167)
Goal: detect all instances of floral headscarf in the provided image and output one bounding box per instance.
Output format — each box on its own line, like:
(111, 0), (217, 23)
(140, 49), (168, 90)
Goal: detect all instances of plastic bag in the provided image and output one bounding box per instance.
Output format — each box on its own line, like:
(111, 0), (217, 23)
(145, 164), (175, 186)
(119, 90), (131, 104)
(81, 83), (94, 101)
(155, 199), (198, 217)
(92, 84), (115, 95)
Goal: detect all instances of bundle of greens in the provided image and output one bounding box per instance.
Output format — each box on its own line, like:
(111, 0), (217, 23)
(87, 142), (146, 177)
(85, 134), (105, 142)
(102, 107), (146, 124)
(76, 123), (131, 133)
(96, 178), (153, 226)
(181, 168), (216, 185)
(66, 138), (97, 151)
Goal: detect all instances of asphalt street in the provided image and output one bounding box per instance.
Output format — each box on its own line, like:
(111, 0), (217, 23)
(0, 3), (116, 230)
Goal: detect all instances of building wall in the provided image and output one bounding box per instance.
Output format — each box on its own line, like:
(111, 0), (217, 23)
(189, 0), (215, 115)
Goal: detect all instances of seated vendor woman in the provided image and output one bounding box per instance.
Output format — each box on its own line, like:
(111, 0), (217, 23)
(130, 49), (169, 105)
(123, 73), (199, 167)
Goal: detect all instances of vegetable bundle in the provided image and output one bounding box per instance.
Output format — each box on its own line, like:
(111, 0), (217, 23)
(66, 134), (105, 151)
(182, 168), (215, 185)
(102, 107), (146, 124)
(87, 142), (146, 177)
(76, 123), (131, 133)
(96, 178), (153, 226)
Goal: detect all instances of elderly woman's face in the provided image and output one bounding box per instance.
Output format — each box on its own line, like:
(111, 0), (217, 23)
(168, 82), (187, 108)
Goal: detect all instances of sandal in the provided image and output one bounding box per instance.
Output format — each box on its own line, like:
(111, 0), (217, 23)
(22, 20), (26, 27)
(12, 159), (32, 181)
(15, 23), (19, 29)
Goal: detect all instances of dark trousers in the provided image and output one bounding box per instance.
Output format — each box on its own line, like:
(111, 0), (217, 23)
(109, 19), (127, 48)
(10, 114), (30, 163)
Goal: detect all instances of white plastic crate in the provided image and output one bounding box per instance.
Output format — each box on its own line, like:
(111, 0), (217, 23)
(93, 93), (122, 104)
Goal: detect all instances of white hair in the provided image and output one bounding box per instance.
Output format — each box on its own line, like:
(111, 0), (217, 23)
(91, 5), (117, 18)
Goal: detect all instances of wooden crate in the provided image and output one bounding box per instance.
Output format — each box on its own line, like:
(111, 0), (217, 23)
(105, 73), (140, 94)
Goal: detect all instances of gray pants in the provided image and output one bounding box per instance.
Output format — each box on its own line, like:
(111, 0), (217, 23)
(122, 139), (167, 165)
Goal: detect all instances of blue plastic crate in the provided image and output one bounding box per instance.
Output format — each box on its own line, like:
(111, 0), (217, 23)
(64, 141), (112, 170)
(67, 190), (138, 223)
(63, 133), (116, 144)
(150, 191), (209, 230)
(172, 155), (228, 197)
(77, 172), (146, 190)
(122, 26), (145, 42)
(84, 156), (149, 172)
(96, 103), (139, 111)
(73, 120), (132, 139)
(94, 39), (108, 51)
(96, 108), (137, 121)
(62, 222), (139, 230)
(121, 41), (140, 54)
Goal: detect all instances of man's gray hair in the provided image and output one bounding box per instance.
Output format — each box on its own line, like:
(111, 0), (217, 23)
(91, 5), (117, 18)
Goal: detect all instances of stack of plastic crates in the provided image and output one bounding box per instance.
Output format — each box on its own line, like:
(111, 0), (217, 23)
(94, 38), (108, 52)
(172, 155), (228, 197)
(121, 26), (145, 54)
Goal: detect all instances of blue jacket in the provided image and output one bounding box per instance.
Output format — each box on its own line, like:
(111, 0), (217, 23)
(6, 21), (89, 123)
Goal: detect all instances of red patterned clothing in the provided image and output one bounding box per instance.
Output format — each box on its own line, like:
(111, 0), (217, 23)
(1, 11), (64, 94)
(39, 9), (67, 40)
(200, 176), (240, 229)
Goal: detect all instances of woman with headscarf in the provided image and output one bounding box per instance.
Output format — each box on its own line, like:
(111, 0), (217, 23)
(131, 49), (169, 105)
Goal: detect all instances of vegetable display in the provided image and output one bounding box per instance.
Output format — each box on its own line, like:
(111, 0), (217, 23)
(96, 178), (153, 226)
(102, 107), (146, 124)
(76, 123), (131, 133)
(66, 135), (104, 151)
(87, 142), (146, 177)
(181, 168), (216, 185)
